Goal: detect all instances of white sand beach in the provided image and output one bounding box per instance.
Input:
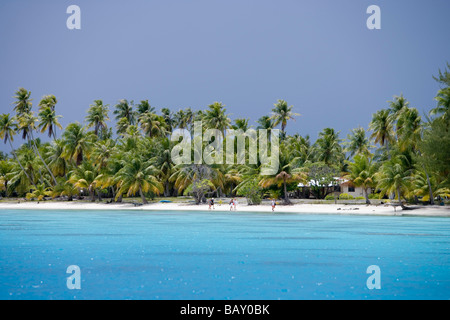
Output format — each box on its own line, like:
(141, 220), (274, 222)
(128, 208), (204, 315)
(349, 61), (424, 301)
(0, 200), (449, 217)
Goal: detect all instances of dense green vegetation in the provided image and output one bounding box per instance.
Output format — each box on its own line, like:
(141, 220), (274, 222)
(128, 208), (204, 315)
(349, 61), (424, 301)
(1, 64), (449, 206)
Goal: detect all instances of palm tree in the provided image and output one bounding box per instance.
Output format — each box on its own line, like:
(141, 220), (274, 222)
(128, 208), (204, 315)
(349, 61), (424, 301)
(85, 100), (110, 137)
(369, 109), (394, 148)
(232, 118), (251, 132)
(26, 183), (52, 201)
(114, 156), (163, 204)
(396, 107), (422, 152)
(138, 112), (167, 138)
(14, 93), (58, 185)
(0, 160), (14, 196)
(270, 99), (300, 137)
(256, 115), (274, 130)
(430, 87), (450, 123)
(344, 154), (377, 204)
(376, 155), (413, 209)
(170, 161), (224, 204)
(287, 134), (311, 168)
(433, 62), (450, 87)
(184, 108), (195, 132)
(113, 99), (136, 125)
(151, 138), (174, 196)
(0, 113), (37, 188)
(345, 127), (372, 158)
(412, 168), (444, 204)
(38, 106), (62, 139)
(161, 108), (175, 133)
(90, 139), (115, 171)
(12, 88), (32, 116)
(62, 122), (92, 166)
(174, 109), (186, 129)
(68, 160), (100, 202)
(38, 95), (61, 137)
(8, 148), (39, 193)
(259, 169), (303, 205)
(115, 117), (130, 137)
(259, 142), (306, 204)
(388, 94), (409, 116)
(51, 177), (78, 201)
(136, 100), (155, 115)
(224, 166), (243, 197)
(203, 102), (231, 136)
(314, 128), (344, 166)
(45, 139), (68, 178)
(38, 95), (58, 111)
(16, 111), (36, 143)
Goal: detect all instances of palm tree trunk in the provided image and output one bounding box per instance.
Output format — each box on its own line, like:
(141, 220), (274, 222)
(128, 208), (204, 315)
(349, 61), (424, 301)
(164, 182), (169, 197)
(396, 186), (406, 209)
(29, 131), (57, 186)
(283, 178), (291, 205)
(364, 187), (371, 205)
(139, 186), (148, 204)
(89, 187), (95, 202)
(423, 166), (434, 205)
(8, 139), (37, 189)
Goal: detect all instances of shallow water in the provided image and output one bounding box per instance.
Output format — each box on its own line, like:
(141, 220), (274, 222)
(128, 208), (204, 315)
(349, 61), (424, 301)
(0, 209), (449, 300)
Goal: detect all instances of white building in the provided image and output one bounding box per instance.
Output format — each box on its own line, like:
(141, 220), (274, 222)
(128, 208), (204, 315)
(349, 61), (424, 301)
(297, 177), (371, 199)
(339, 179), (372, 198)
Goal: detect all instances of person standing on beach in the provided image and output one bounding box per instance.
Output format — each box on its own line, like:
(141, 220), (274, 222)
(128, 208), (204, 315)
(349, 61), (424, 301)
(234, 198), (238, 211)
(211, 198), (215, 209)
(229, 199), (234, 211)
(271, 199), (276, 212)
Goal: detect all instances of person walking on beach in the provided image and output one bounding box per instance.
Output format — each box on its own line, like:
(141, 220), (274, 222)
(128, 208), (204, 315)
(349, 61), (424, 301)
(271, 199), (276, 212)
(209, 198), (215, 210)
(233, 198), (238, 211)
(229, 198), (234, 211)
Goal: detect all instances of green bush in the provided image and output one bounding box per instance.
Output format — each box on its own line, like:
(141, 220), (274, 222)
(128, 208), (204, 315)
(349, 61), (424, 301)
(236, 178), (263, 205)
(324, 194), (336, 200)
(338, 193), (354, 200)
(355, 196), (365, 200)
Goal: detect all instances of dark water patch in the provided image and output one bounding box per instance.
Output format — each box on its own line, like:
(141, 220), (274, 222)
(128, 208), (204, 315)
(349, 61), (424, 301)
(286, 247), (360, 252)
(257, 260), (341, 267)
(26, 233), (134, 237)
(239, 236), (332, 241)
(357, 232), (448, 237)
(147, 251), (229, 257)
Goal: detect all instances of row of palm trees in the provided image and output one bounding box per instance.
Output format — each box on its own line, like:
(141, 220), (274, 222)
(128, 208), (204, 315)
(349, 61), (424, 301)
(0, 65), (449, 206)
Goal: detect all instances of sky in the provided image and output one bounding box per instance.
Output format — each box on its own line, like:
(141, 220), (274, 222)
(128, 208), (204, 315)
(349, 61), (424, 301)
(0, 0), (449, 153)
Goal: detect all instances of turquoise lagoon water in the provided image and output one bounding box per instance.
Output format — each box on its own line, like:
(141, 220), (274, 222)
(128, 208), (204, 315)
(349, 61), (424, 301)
(0, 209), (449, 300)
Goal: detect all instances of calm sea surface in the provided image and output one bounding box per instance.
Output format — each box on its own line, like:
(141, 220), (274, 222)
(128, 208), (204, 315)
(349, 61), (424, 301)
(0, 209), (449, 300)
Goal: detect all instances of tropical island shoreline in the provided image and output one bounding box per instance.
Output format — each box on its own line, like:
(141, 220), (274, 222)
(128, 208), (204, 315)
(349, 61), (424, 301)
(1, 199), (449, 217)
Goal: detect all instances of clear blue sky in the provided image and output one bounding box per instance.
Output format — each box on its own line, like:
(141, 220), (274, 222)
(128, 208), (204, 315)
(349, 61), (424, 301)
(0, 0), (449, 152)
